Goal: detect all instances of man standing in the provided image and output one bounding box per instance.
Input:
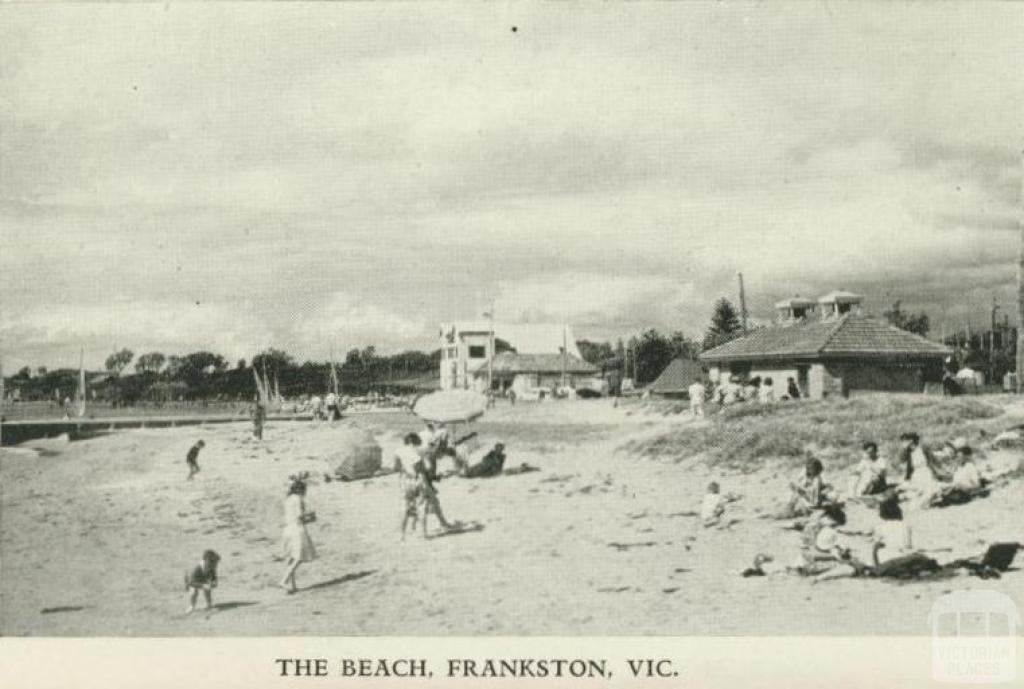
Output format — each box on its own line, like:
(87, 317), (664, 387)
(325, 391), (339, 420)
(688, 377), (706, 418)
(253, 399), (266, 440)
(186, 439), (205, 480)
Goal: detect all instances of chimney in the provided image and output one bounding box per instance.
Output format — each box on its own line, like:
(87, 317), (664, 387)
(818, 290), (862, 319)
(774, 295), (816, 324)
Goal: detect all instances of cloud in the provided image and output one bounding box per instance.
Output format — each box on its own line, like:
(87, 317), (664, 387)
(0, 300), (270, 368)
(493, 273), (703, 335)
(2, 4), (1021, 367)
(296, 292), (426, 353)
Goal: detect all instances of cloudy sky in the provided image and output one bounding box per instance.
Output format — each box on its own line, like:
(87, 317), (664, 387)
(1, 3), (1021, 370)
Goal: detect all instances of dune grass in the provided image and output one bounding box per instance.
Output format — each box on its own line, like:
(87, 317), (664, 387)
(628, 394), (1007, 472)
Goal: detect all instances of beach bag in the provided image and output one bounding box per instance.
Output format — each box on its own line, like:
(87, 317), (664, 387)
(329, 428), (383, 481)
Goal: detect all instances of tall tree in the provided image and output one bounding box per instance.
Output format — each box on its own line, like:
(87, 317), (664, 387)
(576, 339), (614, 365)
(251, 348), (294, 374)
(105, 348), (135, 376)
(633, 329), (676, 385)
(702, 298), (743, 350)
(668, 331), (700, 360)
(135, 351), (166, 374)
(883, 300), (930, 337)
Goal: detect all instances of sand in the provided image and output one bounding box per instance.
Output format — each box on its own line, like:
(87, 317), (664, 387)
(1, 398), (1022, 636)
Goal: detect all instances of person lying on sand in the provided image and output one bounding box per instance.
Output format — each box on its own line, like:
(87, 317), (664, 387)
(811, 494), (916, 583)
(700, 481), (741, 528)
(461, 443), (506, 479)
(184, 549), (220, 613)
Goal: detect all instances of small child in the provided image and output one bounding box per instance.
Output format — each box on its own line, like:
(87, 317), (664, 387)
(401, 483), (422, 539)
(700, 481), (740, 528)
(186, 439), (205, 480)
(397, 433), (423, 540)
(184, 549), (220, 613)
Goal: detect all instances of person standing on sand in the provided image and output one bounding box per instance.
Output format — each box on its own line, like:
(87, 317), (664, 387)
(279, 479), (316, 593)
(186, 439), (205, 480)
(413, 450), (457, 536)
(395, 433), (423, 538)
(252, 399), (266, 440)
(688, 377), (706, 418)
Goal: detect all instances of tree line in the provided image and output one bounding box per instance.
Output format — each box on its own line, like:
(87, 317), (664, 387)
(5, 296), (952, 402)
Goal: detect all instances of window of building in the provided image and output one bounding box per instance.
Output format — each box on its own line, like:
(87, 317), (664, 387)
(468, 345), (487, 359)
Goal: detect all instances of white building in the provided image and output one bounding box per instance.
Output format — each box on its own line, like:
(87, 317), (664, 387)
(438, 321), (591, 392)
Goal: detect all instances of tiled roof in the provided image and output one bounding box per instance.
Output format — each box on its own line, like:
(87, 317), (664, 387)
(491, 352), (597, 374)
(699, 315), (951, 363)
(650, 358), (706, 393)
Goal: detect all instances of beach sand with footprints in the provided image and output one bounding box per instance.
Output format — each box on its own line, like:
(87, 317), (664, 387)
(2, 398), (1022, 636)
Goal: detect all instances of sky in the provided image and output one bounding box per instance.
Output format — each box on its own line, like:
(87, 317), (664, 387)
(1, 3), (1021, 371)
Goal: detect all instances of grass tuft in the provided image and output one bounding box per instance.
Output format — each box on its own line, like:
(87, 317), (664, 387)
(627, 395), (1005, 472)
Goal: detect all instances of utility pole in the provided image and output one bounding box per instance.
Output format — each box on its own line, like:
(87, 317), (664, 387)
(561, 322), (568, 389)
(1018, 146), (1024, 392)
(991, 297), (999, 386)
(737, 272), (749, 334)
(487, 303), (495, 393)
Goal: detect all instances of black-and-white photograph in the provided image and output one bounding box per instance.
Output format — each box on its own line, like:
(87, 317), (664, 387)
(1, 3), (1022, 640)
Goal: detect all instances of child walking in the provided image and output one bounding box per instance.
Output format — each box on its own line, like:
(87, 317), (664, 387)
(184, 549), (220, 613)
(396, 434), (424, 539)
(186, 439), (205, 480)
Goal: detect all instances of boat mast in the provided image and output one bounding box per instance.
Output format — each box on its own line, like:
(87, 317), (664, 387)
(77, 347), (87, 417)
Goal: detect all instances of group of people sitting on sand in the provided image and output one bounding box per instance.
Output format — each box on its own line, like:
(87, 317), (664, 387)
(781, 433), (990, 520)
(736, 431), (1010, 582)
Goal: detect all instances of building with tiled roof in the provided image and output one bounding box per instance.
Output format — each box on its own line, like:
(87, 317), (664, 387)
(699, 291), (951, 399)
(649, 358), (706, 397)
(438, 321), (597, 394)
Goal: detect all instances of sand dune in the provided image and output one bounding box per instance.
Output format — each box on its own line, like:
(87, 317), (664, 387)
(1, 399), (1021, 636)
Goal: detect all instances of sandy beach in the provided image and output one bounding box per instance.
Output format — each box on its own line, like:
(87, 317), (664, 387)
(2, 398), (1022, 636)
